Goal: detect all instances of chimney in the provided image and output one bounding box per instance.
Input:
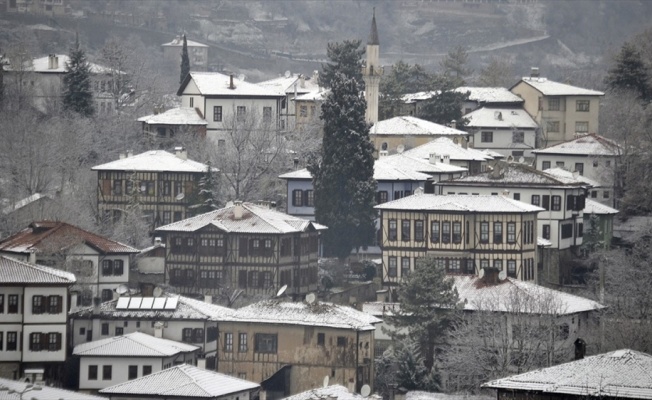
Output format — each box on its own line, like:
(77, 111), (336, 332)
(54, 55), (58, 70)
(154, 324), (163, 338)
(204, 295), (212, 304)
(127, 149), (133, 158)
(312, 70), (319, 82)
(300, 74), (305, 88)
(119, 152), (126, 159)
(174, 146), (187, 160)
(494, 111), (502, 121)
(229, 74), (235, 90)
(530, 67), (540, 78)
(441, 154), (450, 164)
(48, 54), (54, 69)
(92, 297), (102, 315)
(429, 153), (440, 165)
(574, 338), (586, 360)
(379, 150), (388, 158)
(450, 119), (457, 129)
(481, 267), (500, 285)
(197, 358), (207, 370)
(233, 201), (243, 220)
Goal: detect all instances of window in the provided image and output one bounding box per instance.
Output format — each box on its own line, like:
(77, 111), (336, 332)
(128, 365), (138, 380)
(481, 131), (493, 143)
(414, 220), (424, 242)
(401, 257), (410, 277)
(431, 221), (440, 243)
(575, 163), (584, 175)
(32, 295), (44, 314)
(513, 193), (521, 201)
(447, 259), (461, 273)
(606, 160), (612, 167)
(548, 98), (560, 111)
(552, 195), (561, 211)
(376, 191), (388, 204)
(591, 190), (598, 198)
(512, 131), (524, 143)
(263, 107), (272, 122)
(480, 259), (489, 270)
(442, 222), (451, 244)
(116, 327), (124, 336)
(30, 332), (42, 351)
(194, 328), (204, 343)
(575, 121), (589, 133)
(401, 220), (411, 241)
(236, 106), (246, 121)
(494, 222), (503, 244)
(542, 161), (551, 170)
(547, 121), (560, 132)
(318, 333), (325, 345)
(0, 294), (3, 313)
(452, 222), (462, 244)
(543, 224), (551, 240)
(88, 365), (99, 380)
(103, 365), (112, 380)
(507, 222), (516, 243)
(305, 190), (315, 207)
(578, 222), (584, 237)
(239, 333), (248, 352)
(604, 190), (610, 199)
(101, 323), (109, 336)
(113, 179), (122, 195)
(8, 295), (17, 314)
(337, 336), (347, 347)
(255, 333), (278, 353)
(531, 195), (540, 206)
(6, 332), (16, 351)
(300, 105), (308, 117)
(388, 257), (397, 277)
(561, 223), (573, 239)
(576, 100), (590, 112)
(224, 332), (233, 352)
(213, 106), (222, 121)
(388, 220), (397, 241)
(507, 260), (517, 278)
(292, 189), (303, 207)
(494, 259), (503, 271)
(143, 365), (152, 376)
(480, 222), (489, 243)
(102, 260), (112, 276)
(48, 295), (62, 314)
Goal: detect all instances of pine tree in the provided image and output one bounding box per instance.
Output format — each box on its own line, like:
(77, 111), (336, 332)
(417, 89), (470, 130)
(308, 71), (376, 260)
(605, 41), (651, 100)
(379, 61), (433, 120)
(319, 40), (365, 89)
(190, 163), (220, 214)
(63, 34), (94, 117)
(440, 45), (472, 87)
(180, 34), (190, 85)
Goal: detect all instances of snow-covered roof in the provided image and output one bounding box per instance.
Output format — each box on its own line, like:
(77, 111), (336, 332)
(370, 116), (467, 136)
(0, 255), (76, 284)
(406, 391), (493, 400)
(162, 37), (208, 48)
(584, 198), (618, 215)
(137, 107), (207, 126)
(515, 77), (605, 96)
(401, 137), (493, 162)
(401, 91), (439, 104)
(373, 162), (432, 181)
(375, 193), (544, 213)
(2, 193), (50, 215)
(482, 148), (506, 159)
(452, 275), (603, 314)
(71, 294), (235, 322)
(441, 162), (586, 188)
(455, 86), (524, 104)
(156, 202), (325, 234)
(179, 72), (285, 97)
(100, 364), (259, 398)
(73, 332), (198, 357)
(542, 167), (601, 187)
(295, 89), (329, 101)
(258, 74), (320, 95)
(483, 349), (652, 399)
(221, 300), (381, 331)
(533, 134), (621, 156)
(11, 54), (115, 74)
(465, 107), (537, 129)
(0, 221), (139, 255)
(0, 377), (105, 400)
(379, 153), (469, 175)
(283, 385), (364, 400)
(92, 150), (215, 173)
(537, 237), (552, 247)
(362, 302), (401, 317)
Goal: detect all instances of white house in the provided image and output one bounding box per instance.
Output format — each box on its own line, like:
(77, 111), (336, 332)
(177, 72), (285, 142)
(257, 72), (321, 132)
(0, 256), (75, 382)
(456, 86), (525, 115)
(399, 137), (493, 175)
(100, 363), (260, 400)
(162, 36), (209, 70)
(464, 107), (538, 158)
(138, 107), (208, 140)
(74, 332), (199, 391)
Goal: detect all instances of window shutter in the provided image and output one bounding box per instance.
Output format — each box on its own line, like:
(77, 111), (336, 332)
(259, 272), (266, 288)
(56, 333), (62, 350)
(41, 333), (47, 349)
(239, 238), (248, 257)
(567, 195), (575, 210)
(542, 195), (550, 210)
(577, 195), (585, 210)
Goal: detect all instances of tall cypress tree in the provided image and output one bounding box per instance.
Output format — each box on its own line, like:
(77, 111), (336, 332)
(63, 34), (94, 117)
(605, 41), (650, 100)
(180, 34), (190, 85)
(319, 40), (365, 89)
(308, 71), (376, 259)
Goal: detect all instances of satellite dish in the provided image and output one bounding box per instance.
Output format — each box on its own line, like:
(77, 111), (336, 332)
(153, 287), (163, 297)
(518, 156), (525, 163)
(323, 375), (329, 388)
(154, 321), (164, 328)
(396, 144), (405, 154)
(115, 284), (129, 295)
(238, 73), (246, 81)
(140, 185), (147, 192)
(305, 293), (316, 305)
(499, 270), (507, 280)
(276, 284), (288, 298)
(361, 385), (371, 397)
(176, 192), (185, 200)
(284, 70), (291, 78)
(478, 268), (485, 279)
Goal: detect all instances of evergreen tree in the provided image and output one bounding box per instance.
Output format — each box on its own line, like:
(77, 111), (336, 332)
(319, 40), (365, 88)
(417, 89), (470, 130)
(581, 213), (605, 256)
(308, 71), (376, 259)
(478, 56), (514, 87)
(440, 45), (472, 87)
(190, 163), (220, 214)
(388, 256), (460, 371)
(605, 41), (650, 100)
(180, 34), (190, 85)
(379, 61), (433, 120)
(63, 34), (94, 117)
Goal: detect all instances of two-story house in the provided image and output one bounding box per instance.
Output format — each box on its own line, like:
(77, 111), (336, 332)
(370, 116), (470, 156)
(399, 137), (493, 175)
(293, 89), (329, 132)
(138, 107), (207, 142)
(70, 293), (235, 371)
(161, 36), (209, 71)
(0, 221), (138, 307)
(533, 134), (621, 206)
(375, 193), (543, 289)
(177, 72), (285, 142)
(92, 148), (217, 229)
(510, 70), (604, 147)
(436, 162), (588, 285)
(400, 86), (523, 117)
(74, 332), (199, 392)
(258, 72), (321, 132)
(0, 256), (75, 382)
(154, 202), (325, 299)
(217, 299), (380, 397)
(464, 107), (538, 158)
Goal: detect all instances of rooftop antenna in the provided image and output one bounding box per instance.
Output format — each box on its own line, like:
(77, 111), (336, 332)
(305, 293), (316, 305)
(115, 284), (129, 295)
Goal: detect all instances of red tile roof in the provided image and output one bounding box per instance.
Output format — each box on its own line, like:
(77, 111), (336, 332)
(0, 221), (139, 255)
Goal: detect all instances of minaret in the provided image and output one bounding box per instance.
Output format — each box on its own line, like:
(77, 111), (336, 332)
(363, 8), (382, 124)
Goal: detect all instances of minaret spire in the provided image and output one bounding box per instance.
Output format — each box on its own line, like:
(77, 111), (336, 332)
(363, 9), (382, 124)
(368, 7), (379, 45)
